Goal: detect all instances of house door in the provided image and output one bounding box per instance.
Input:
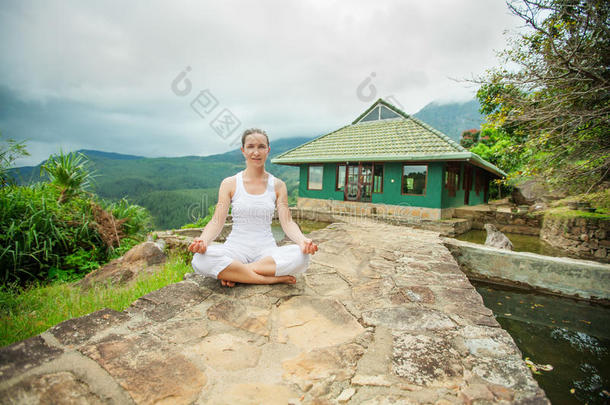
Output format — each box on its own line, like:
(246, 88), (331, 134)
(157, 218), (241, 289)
(344, 163), (373, 202)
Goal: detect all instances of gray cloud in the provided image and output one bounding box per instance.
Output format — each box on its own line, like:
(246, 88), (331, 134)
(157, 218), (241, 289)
(0, 0), (521, 166)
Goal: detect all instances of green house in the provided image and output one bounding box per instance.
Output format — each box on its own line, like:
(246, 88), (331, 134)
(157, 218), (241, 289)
(271, 99), (505, 220)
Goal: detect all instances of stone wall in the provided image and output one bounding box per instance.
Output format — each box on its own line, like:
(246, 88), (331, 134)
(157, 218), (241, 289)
(289, 207), (471, 237)
(444, 238), (610, 302)
(297, 197), (451, 220)
(453, 207), (542, 236)
(541, 216), (610, 263)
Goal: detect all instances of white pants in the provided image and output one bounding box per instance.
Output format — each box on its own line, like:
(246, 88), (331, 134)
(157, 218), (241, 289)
(191, 240), (310, 279)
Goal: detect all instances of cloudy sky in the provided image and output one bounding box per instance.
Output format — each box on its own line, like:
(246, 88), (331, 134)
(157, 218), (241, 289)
(0, 0), (521, 166)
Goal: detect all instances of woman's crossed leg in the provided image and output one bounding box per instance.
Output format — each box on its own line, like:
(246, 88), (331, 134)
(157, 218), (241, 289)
(217, 258), (293, 287)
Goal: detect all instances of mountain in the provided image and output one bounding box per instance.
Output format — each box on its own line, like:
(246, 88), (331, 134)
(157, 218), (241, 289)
(413, 99), (484, 142)
(8, 100), (483, 229)
(10, 136), (312, 230)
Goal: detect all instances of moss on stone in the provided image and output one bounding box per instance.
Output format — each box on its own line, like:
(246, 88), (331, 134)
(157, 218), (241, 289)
(544, 206), (610, 221)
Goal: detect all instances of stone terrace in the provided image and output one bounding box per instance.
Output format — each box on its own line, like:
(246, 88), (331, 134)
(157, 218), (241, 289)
(0, 221), (549, 404)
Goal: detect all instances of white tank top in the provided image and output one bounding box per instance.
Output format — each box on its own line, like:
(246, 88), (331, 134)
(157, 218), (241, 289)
(226, 171), (276, 244)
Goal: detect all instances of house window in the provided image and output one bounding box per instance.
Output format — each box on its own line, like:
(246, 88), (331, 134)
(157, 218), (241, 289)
(373, 164), (383, 193)
(308, 165), (323, 190)
(359, 105), (401, 123)
(402, 165), (427, 195)
(445, 163), (460, 197)
(336, 165), (346, 190)
(360, 108), (379, 122)
(380, 106), (400, 119)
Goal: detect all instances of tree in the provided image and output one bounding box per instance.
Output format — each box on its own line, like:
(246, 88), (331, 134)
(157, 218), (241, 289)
(40, 151), (96, 203)
(0, 133), (29, 186)
(476, 0), (609, 193)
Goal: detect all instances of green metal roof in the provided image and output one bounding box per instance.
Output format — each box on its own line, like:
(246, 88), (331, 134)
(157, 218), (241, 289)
(271, 98), (506, 177)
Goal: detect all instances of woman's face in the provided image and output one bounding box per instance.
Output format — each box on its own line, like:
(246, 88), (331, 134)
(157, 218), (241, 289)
(241, 133), (270, 166)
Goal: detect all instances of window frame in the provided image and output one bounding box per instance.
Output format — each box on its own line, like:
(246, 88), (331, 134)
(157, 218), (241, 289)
(307, 164), (324, 191)
(445, 162), (460, 198)
(401, 164), (428, 196)
(373, 163), (384, 193)
(336, 164), (346, 191)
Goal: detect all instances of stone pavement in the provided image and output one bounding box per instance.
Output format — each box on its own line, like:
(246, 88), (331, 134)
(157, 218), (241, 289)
(0, 221), (549, 404)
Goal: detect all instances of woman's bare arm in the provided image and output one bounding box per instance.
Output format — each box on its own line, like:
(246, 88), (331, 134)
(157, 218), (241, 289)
(188, 177), (233, 253)
(276, 179), (318, 254)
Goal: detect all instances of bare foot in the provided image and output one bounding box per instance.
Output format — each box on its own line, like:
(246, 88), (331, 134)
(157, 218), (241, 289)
(277, 275), (296, 284)
(220, 279), (236, 287)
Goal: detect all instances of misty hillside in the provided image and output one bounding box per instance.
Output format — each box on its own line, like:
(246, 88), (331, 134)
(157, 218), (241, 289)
(413, 99), (484, 141)
(11, 137), (310, 230)
(9, 101), (484, 229)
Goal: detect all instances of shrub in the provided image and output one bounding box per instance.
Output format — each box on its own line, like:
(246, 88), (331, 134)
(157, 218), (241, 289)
(0, 183), (152, 284)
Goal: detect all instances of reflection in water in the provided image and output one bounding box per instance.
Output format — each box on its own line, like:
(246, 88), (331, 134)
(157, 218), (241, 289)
(474, 281), (610, 404)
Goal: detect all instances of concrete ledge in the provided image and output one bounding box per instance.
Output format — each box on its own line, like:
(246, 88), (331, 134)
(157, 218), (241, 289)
(443, 238), (610, 302)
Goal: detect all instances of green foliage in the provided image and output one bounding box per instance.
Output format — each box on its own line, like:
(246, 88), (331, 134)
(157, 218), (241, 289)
(40, 151), (96, 203)
(459, 129), (479, 148)
(0, 183), (95, 283)
(469, 127), (532, 180)
(136, 188), (218, 230)
(103, 198), (152, 238)
(11, 143), (302, 230)
(0, 182), (151, 285)
(182, 204), (215, 229)
(0, 255), (192, 347)
(476, 0), (610, 194)
(0, 133), (29, 186)
(544, 206), (610, 221)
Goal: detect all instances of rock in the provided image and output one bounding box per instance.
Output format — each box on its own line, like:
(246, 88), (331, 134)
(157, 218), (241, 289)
(49, 308), (130, 347)
(282, 343), (364, 386)
(529, 202), (547, 213)
(0, 336), (63, 381)
(276, 296), (364, 349)
(392, 333), (463, 386)
(190, 333), (262, 371)
(512, 177), (564, 204)
(351, 374), (392, 387)
(78, 241), (167, 289)
(128, 281), (212, 322)
(123, 241), (166, 264)
(80, 333), (206, 405)
(459, 383), (494, 403)
(208, 383), (298, 405)
(207, 299), (271, 336)
(0, 220), (550, 404)
(361, 307), (456, 331)
(0, 371), (105, 405)
(484, 223), (514, 250)
(337, 387), (356, 402)
(154, 318), (209, 344)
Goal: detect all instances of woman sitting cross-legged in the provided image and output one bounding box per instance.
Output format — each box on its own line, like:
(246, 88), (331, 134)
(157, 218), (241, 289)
(188, 128), (318, 286)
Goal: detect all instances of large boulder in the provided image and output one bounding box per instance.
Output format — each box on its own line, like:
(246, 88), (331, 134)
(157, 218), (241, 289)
(484, 223), (513, 251)
(512, 177), (566, 205)
(77, 241), (167, 290)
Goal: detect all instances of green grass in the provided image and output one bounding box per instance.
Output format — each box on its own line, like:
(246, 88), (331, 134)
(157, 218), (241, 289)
(544, 206), (610, 221)
(550, 189), (610, 210)
(0, 255), (193, 347)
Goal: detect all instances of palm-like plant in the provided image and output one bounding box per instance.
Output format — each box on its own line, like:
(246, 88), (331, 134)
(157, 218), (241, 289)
(40, 151), (96, 203)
